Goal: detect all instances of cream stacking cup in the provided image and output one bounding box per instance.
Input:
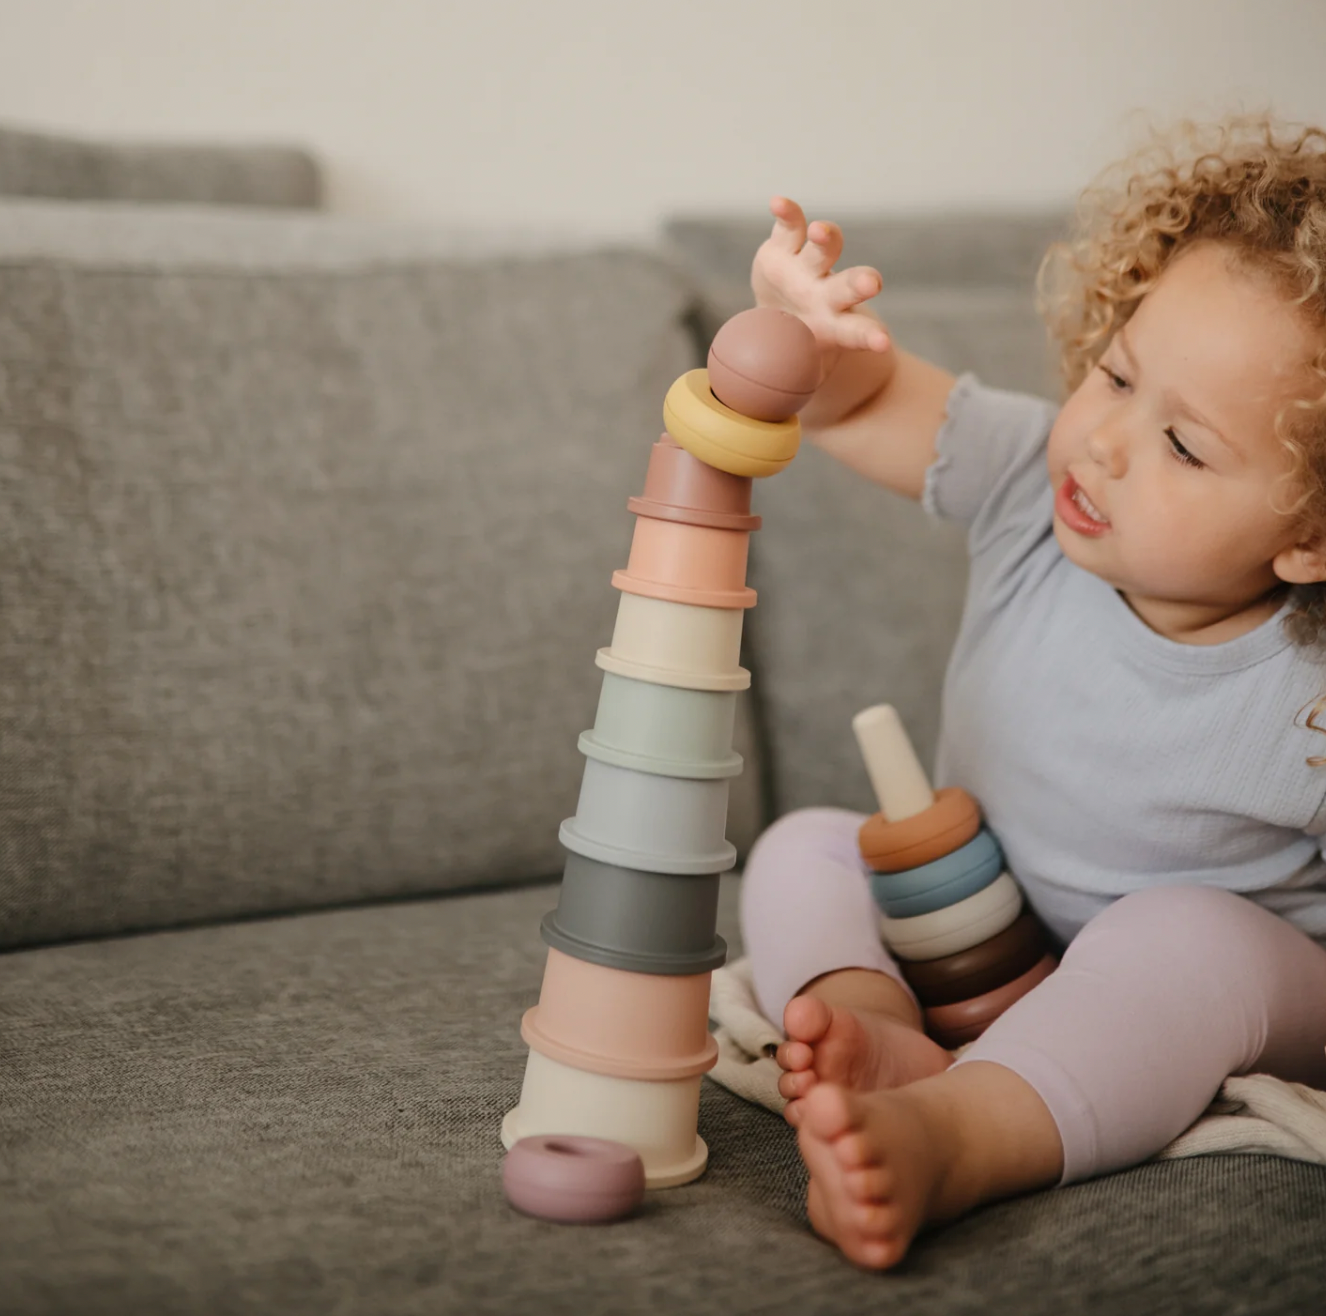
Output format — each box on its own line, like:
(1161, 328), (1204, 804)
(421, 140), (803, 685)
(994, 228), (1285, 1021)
(504, 309), (820, 1196)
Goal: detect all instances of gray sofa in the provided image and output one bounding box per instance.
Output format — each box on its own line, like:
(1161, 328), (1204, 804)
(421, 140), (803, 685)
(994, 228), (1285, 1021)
(2, 124), (1324, 1315)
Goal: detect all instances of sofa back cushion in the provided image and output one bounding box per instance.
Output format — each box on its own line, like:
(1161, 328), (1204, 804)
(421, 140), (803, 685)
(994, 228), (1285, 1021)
(0, 122), (322, 209)
(0, 200), (763, 948)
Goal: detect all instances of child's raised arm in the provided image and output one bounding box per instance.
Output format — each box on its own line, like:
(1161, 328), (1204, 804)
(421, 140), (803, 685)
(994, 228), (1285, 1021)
(752, 197), (956, 502)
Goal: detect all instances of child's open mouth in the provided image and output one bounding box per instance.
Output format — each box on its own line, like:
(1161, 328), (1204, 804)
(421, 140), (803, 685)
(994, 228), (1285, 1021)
(1056, 473), (1111, 536)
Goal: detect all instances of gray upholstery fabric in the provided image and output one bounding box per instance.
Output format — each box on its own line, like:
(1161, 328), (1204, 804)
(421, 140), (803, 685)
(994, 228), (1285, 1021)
(0, 121), (322, 209)
(0, 199), (761, 948)
(665, 215), (1068, 810)
(2, 878), (1323, 1315)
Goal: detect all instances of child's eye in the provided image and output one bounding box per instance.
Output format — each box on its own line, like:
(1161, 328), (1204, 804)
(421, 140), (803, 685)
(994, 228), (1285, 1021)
(1098, 364), (1128, 391)
(1166, 428), (1204, 469)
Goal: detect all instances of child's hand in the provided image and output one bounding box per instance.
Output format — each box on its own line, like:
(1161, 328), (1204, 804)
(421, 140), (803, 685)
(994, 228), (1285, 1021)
(751, 197), (892, 376)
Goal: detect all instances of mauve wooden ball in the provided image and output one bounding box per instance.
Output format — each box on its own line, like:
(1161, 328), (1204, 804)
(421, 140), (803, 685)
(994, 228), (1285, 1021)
(707, 307), (819, 422)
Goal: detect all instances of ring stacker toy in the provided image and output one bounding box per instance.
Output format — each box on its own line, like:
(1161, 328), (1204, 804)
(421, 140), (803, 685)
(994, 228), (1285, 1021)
(852, 704), (1058, 1049)
(502, 308), (820, 1216)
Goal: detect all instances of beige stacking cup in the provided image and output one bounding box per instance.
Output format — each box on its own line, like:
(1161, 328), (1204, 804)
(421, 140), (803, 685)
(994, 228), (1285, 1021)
(520, 948), (717, 1081)
(502, 1048), (708, 1188)
(597, 592), (748, 691)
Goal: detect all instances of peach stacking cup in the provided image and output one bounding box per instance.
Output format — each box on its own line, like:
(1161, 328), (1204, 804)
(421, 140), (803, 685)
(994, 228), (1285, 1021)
(613, 517), (755, 609)
(520, 948), (718, 1081)
(597, 592), (748, 691)
(502, 1049), (707, 1188)
(627, 433), (761, 532)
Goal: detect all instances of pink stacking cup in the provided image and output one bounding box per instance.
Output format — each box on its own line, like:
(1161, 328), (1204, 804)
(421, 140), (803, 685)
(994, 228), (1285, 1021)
(612, 517), (755, 609)
(520, 947), (718, 1081)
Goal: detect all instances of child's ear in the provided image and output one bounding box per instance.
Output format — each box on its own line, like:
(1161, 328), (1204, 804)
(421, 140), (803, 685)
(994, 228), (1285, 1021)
(1274, 538), (1326, 585)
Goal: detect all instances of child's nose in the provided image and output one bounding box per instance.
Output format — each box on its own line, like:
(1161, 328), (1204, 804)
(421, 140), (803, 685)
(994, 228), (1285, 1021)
(1085, 423), (1128, 478)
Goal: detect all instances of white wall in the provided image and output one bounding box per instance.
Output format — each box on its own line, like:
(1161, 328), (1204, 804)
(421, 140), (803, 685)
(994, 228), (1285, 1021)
(0, 0), (1323, 240)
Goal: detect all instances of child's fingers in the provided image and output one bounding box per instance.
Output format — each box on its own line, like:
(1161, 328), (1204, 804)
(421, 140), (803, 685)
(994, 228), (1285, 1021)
(800, 219), (843, 274)
(767, 195), (808, 253)
(837, 315), (891, 354)
(823, 265), (883, 312)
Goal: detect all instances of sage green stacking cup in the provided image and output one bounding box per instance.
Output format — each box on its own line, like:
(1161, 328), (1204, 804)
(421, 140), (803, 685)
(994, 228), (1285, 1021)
(578, 671), (741, 779)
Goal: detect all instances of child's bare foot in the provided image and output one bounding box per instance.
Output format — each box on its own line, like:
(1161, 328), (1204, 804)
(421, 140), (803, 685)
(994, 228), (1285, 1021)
(795, 1063), (1064, 1271)
(776, 971), (952, 1125)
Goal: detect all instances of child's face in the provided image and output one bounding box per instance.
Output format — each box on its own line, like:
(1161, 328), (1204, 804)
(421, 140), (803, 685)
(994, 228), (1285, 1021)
(1046, 240), (1325, 640)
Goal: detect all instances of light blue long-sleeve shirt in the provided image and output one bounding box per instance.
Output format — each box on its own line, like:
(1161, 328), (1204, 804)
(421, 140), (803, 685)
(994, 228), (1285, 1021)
(923, 374), (1326, 948)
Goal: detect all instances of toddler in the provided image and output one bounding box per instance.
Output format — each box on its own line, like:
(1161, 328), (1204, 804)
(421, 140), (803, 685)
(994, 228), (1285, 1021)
(740, 114), (1326, 1271)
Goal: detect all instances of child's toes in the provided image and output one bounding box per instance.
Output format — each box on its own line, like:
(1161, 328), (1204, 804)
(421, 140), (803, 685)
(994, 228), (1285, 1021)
(775, 1038), (814, 1072)
(832, 1125), (878, 1173)
(799, 1081), (859, 1143)
(844, 1164), (893, 1204)
(779, 1068), (817, 1101)
(854, 1235), (905, 1271)
(852, 1199), (903, 1242)
(784, 994), (834, 1046)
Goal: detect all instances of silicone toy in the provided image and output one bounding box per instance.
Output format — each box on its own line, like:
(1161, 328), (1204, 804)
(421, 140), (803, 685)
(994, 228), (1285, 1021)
(869, 828), (1004, 918)
(923, 953), (1057, 1048)
(901, 911), (1049, 1006)
(853, 704), (1058, 1042)
(663, 370), (801, 477)
(706, 307), (820, 422)
(503, 1135), (646, 1224)
(502, 307), (819, 1198)
(859, 786), (982, 871)
(880, 872), (1024, 961)
(627, 433), (762, 532)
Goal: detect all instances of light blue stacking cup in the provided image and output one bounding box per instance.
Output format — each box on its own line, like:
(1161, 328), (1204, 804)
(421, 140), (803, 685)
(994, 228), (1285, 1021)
(560, 756), (736, 875)
(870, 828), (1004, 919)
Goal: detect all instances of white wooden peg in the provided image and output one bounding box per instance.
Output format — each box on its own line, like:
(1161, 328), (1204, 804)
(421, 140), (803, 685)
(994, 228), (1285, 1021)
(851, 704), (935, 823)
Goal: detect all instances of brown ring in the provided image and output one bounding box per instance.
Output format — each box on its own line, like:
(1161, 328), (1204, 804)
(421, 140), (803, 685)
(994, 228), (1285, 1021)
(923, 953), (1057, 1043)
(858, 787), (981, 873)
(901, 911), (1048, 1007)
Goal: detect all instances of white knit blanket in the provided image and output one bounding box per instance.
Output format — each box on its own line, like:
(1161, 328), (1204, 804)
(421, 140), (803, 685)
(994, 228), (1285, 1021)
(707, 956), (1326, 1165)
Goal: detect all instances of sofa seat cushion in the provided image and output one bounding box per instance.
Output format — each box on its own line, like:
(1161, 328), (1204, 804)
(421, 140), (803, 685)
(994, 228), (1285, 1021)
(3, 878), (1324, 1314)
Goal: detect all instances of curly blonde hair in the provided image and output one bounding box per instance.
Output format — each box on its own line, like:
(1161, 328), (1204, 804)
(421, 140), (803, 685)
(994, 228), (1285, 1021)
(1034, 112), (1326, 760)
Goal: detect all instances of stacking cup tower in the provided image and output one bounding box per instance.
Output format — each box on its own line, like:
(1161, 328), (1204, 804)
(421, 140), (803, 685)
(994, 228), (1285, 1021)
(502, 307), (820, 1188)
(853, 705), (1058, 1049)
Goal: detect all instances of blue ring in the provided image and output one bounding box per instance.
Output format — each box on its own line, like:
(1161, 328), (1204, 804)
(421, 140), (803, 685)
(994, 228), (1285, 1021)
(870, 829), (1003, 918)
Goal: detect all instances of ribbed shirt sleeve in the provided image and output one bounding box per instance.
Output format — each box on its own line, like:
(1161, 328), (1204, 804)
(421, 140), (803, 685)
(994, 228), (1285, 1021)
(921, 372), (1062, 559)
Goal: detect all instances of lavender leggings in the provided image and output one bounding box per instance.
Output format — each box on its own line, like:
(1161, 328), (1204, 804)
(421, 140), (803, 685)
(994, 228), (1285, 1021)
(740, 807), (1326, 1185)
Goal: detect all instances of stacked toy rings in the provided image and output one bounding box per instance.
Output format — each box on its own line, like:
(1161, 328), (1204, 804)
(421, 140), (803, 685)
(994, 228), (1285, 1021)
(853, 705), (1056, 1049)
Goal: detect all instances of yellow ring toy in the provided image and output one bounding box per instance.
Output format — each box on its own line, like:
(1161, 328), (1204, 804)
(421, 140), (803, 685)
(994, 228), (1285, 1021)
(662, 369), (801, 478)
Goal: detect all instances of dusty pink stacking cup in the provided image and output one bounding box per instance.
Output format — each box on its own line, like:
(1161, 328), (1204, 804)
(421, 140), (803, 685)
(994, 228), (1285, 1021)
(520, 948), (718, 1081)
(627, 433), (761, 532)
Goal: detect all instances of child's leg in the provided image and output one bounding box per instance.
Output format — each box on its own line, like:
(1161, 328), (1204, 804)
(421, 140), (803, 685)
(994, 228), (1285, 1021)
(956, 883), (1326, 1182)
(740, 807), (910, 1022)
(739, 808), (951, 1118)
(795, 884), (1326, 1270)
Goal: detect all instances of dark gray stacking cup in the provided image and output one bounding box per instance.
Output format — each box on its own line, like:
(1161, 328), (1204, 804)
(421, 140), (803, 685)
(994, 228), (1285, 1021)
(541, 851), (728, 976)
